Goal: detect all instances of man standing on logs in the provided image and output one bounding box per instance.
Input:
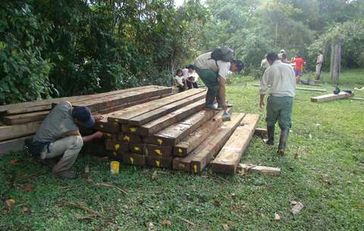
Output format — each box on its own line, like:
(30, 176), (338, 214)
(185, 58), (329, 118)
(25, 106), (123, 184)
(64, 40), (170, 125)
(193, 47), (243, 119)
(259, 52), (296, 155)
(27, 101), (103, 179)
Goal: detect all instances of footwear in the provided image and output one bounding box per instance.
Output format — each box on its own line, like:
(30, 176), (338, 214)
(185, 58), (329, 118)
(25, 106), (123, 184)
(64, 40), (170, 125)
(277, 129), (290, 155)
(265, 125), (275, 145)
(54, 170), (77, 179)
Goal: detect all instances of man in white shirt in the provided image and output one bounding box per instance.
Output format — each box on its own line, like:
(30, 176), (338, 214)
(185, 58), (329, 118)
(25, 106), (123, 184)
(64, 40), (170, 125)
(315, 51), (324, 80)
(260, 52), (296, 155)
(194, 51), (243, 113)
(183, 64), (199, 89)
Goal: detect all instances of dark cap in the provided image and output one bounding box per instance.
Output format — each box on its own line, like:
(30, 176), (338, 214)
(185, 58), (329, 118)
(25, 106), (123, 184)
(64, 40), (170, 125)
(72, 106), (95, 128)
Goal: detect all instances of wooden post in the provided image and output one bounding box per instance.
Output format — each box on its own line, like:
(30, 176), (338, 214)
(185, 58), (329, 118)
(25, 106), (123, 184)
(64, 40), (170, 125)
(330, 38), (343, 84)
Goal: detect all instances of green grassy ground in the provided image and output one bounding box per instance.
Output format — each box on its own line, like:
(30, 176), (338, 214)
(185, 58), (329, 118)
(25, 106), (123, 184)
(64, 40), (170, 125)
(1, 70), (363, 231)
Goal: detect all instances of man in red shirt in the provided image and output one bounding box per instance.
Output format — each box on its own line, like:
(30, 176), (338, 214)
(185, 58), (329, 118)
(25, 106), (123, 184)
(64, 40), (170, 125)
(292, 54), (305, 83)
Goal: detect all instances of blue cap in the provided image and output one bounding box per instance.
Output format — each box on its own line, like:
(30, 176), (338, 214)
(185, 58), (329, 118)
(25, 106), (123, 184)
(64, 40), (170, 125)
(72, 106), (95, 128)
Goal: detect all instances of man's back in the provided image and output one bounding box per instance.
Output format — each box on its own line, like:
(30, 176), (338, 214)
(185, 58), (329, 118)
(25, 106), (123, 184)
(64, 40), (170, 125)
(261, 60), (296, 97)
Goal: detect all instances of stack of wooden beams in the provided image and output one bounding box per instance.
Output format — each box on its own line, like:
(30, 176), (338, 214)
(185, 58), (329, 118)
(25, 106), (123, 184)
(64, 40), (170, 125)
(100, 88), (260, 174)
(0, 86), (172, 155)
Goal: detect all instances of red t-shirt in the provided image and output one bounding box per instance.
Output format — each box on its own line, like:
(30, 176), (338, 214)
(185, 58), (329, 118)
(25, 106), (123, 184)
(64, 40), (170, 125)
(293, 57), (305, 71)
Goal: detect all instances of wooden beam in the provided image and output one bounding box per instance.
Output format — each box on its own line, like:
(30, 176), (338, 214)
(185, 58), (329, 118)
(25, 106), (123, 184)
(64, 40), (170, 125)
(172, 114), (245, 173)
(107, 88), (205, 124)
(0, 121), (41, 141)
(173, 110), (225, 157)
(211, 114), (260, 174)
(3, 111), (49, 125)
(0, 135), (33, 156)
(311, 91), (353, 102)
(124, 99), (205, 136)
(125, 93), (205, 126)
(146, 144), (173, 158)
(144, 109), (218, 146)
(73, 86), (172, 113)
(147, 156), (173, 169)
(237, 163), (281, 176)
(122, 153), (146, 166)
(251, 84), (326, 92)
(254, 128), (267, 139)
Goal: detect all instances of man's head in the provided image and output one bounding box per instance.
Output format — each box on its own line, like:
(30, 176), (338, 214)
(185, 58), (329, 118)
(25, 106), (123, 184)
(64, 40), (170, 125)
(72, 106), (95, 128)
(230, 60), (244, 73)
(266, 52), (278, 65)
(186, 64), (195, 73)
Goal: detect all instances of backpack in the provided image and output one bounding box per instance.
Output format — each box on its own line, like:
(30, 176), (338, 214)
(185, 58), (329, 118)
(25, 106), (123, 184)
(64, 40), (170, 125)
(211, 47), (234, 62)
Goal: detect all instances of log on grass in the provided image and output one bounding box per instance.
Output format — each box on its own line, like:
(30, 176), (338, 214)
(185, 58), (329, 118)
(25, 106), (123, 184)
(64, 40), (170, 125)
(122, 153), (146, 166)
(108, 88), (205, 124)
(311, 91), (353, 102)
(147, 156), (173, 168)
(211, 114), (260, 174)
(0, 121), (41, 141)
(144, 109), (218, 146)
(123, 99), (205, 136)
(172, 114), (245, 173)
(146, 144), (173, 158)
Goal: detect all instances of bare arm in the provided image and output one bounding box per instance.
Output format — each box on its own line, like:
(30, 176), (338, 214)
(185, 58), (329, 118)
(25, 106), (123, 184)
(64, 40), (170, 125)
(82, 131), (103, 143)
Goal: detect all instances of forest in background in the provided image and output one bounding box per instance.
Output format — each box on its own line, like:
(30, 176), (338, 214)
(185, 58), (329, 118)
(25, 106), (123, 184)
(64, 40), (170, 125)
(1, 0), (363, 104)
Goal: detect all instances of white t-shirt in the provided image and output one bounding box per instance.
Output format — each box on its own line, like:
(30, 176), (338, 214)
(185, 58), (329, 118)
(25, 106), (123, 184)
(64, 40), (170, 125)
(174, 75), (184, 87)
(194, 52), (231, 79)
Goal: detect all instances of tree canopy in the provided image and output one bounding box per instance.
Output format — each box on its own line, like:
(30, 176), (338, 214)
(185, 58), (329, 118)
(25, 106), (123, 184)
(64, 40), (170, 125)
(0, 0), (363, 104)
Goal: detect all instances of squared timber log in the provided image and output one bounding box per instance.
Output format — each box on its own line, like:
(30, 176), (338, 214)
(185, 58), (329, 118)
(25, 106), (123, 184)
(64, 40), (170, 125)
(147, 156), (173, 169)
(146, 144), (173, 158)
(122, 153), (146, 166)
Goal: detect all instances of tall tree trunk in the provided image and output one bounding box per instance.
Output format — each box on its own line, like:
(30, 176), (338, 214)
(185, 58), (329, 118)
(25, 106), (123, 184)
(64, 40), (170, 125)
(330, 39), (342, 84)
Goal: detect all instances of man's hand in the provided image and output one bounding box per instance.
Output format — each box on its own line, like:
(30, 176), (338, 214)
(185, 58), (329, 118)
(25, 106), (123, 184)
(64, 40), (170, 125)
(92, 131), (104, 139)
(259, 94), (265, 109)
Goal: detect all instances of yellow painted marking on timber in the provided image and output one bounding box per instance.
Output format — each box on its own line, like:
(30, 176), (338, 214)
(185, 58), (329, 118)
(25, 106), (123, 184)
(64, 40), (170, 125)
(134, 146), (140, 152)
(155, 149), (162, 156)
(193, 164), (198, 174)
(100, 124), (104, 128)
(156, 160), (160, 168)
(105, 133), (111, 137)
(113, 152), (117, 156)
(130, 157), (134, 164)
(129, 127), (137, 132)
(123, 135), (130, 142)
(114, 144), (120, 151)
(178, 148), (182, 153)
(157, 139), (163, 145)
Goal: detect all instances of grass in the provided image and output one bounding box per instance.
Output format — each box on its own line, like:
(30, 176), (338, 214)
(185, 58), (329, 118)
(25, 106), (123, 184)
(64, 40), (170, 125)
(1, 69), (364, 231)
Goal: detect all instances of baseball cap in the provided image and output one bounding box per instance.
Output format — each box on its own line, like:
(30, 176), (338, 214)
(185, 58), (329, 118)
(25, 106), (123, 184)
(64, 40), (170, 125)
(72, 106), (95, 128)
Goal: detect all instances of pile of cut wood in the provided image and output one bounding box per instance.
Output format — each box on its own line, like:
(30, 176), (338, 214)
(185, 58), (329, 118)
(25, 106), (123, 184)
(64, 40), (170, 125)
(0, 86), (172, 155)
(99, 88), (259, 174)
(0, 85), (260, 174)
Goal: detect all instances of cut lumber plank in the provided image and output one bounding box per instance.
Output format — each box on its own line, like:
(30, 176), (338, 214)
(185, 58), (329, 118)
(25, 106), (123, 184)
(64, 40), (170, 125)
(144, 109), (218, 146)
(0, 135), (33, 155)
(172, 114), (245, 173)
(94, 119), (120, 133)
(105, 139), (129, 154)
(147, 156), (173, 169)
(107, 88), (205, 123)
(123, 99), (205, 136)
(238, 163), (281, 176)
(173, 110), (225, 157)
(0, 121), (41, 141)
(146, 144), (173, 158)
(3, 111), (49, 125)
(254, 127), (267, 139)
(122, 153), (146, 166)
(71, 86), (172, 113)
(311, 91), (353, 102)
(118, 133), (142, 145)
(251, 84), (327, 92)
(125, 92), (205, 125)
(130, 143), (146, 155)
(211, 114), (260, 174)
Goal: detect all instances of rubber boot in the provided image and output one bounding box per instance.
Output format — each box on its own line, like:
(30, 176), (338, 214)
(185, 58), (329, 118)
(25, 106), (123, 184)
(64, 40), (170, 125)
(265, 125), (275, 145)
(277, 129), (289, 155)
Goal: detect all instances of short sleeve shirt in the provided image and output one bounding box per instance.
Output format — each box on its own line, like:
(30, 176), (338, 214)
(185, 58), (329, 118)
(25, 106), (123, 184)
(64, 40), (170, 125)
(33, 101), (78, 142)
(194, 52), (231, 79)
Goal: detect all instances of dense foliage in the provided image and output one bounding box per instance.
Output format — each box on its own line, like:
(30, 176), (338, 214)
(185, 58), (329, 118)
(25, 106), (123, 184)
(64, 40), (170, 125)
(0, 0), (363, 104)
